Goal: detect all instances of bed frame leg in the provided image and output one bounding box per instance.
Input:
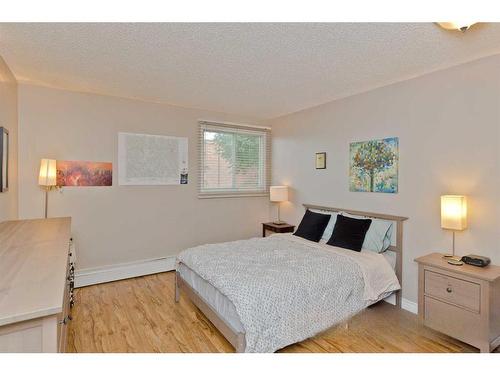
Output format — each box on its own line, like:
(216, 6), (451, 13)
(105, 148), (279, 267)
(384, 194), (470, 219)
(235, 333), (246, 353)
(175, 271), (180, 303)
(395, 290), (402, 308)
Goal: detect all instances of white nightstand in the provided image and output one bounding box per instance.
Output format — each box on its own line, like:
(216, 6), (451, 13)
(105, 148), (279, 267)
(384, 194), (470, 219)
(415, 253), (500, 353)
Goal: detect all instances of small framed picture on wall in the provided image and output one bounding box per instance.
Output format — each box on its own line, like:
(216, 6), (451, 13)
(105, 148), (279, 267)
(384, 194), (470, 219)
(0, 127), (9, 192)
(315, 152), (326, 169)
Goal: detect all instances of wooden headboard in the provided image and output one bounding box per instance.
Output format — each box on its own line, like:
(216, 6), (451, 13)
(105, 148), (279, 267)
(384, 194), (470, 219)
(303, 203), (408, 307)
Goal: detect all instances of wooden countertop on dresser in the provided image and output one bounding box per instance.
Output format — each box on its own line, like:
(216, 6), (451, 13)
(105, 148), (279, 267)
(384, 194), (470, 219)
(415, 252), (500, 282)
(0, 217), (71, 327)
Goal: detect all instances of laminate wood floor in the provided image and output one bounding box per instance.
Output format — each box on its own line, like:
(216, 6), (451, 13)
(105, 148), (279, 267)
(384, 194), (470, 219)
(67, 271), (496, 353)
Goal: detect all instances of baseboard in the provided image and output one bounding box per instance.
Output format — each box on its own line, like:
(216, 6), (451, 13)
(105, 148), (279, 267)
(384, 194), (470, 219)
(401, 298), (418, 314)
(384, 294), (418, 314)
(75, 256), (176, 288)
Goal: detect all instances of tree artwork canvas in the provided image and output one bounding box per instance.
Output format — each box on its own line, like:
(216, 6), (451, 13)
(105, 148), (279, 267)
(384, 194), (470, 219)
(349, 137), (398, 193)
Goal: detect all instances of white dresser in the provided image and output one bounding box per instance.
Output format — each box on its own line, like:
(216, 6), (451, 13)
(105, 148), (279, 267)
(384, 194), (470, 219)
(0, 217), (74, 353)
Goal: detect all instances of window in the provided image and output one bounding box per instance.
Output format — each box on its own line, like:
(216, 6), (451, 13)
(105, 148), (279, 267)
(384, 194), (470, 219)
(199, 121), (270, 198)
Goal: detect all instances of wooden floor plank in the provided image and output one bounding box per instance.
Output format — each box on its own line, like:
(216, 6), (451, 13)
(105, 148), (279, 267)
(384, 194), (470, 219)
(67, 271), (496, 353)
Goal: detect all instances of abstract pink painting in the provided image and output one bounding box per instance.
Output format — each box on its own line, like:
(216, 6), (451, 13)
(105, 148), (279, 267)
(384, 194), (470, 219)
(56, 160), (112, 186)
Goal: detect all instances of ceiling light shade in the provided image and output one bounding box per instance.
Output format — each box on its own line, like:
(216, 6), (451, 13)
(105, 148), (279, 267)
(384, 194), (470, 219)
(441, 195), (467, 231)
(39, 159), (57, 186)
(437, 22), (477, 32)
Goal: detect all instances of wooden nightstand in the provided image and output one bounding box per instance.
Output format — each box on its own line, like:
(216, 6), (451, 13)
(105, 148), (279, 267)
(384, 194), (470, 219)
(262, 222), (295, 237)
(415, 253), (500, 353)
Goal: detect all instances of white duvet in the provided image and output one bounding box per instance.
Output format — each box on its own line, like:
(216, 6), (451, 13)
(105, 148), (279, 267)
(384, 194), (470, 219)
(176, 233), (400, 352)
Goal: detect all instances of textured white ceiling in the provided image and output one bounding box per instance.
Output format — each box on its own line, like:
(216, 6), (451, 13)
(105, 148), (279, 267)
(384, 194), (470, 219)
(1, 23), (500, 119)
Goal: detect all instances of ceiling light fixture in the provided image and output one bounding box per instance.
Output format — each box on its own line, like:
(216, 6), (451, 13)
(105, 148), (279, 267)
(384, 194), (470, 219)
(437, 22), (477, 32)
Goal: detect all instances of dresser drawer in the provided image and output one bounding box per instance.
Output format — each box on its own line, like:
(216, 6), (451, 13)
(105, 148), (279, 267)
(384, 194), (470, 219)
(424, 270), (480, 312)
(424, 296), (482, 347)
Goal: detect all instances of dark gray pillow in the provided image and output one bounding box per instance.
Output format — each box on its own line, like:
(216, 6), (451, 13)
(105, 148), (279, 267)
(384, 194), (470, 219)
(293, 209), (331, 242)
(327, 214), (372, 251)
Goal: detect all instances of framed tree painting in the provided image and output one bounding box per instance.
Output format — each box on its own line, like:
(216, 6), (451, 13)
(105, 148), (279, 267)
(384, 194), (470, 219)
(349, 137), (398, 193)
(0, 127), (8, 193)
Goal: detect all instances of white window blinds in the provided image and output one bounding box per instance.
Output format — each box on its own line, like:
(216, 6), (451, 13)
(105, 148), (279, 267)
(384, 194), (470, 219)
(198, 121), (271, 198)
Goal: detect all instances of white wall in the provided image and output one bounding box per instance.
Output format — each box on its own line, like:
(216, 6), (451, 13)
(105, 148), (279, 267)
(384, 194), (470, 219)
(18, 84), (270, 270)
(0, 55), (18, 221)
(270, 54), (500, 304)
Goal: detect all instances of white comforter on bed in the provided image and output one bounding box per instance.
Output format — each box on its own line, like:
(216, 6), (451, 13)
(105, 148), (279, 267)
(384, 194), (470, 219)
(176, 233), (400, 353)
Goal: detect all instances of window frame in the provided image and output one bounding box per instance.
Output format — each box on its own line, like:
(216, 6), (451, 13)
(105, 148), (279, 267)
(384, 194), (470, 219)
(198, 121), (271, 199)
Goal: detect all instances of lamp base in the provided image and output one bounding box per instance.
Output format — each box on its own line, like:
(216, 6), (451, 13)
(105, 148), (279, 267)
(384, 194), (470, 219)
(447, 259), (464, 266)
(442, 254), (462, 262)
(441, 231), (461, 262)
(272, 220), (286, 225)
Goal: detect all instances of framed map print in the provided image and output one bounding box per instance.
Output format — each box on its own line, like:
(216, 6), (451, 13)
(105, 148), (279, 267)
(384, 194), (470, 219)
(118, 132), (188, 185)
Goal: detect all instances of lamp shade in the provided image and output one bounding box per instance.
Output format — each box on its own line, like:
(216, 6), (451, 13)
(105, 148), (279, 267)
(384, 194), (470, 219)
(270, 185), (288, 202)
(441, 195), (467, 230)
(437, 22), (477, 31)
(39, 159), (57, 186)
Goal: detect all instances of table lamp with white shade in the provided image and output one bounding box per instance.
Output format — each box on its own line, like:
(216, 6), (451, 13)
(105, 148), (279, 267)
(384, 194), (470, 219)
(441, 195), (467, 261)
(270, 185), (289, 224)
(39, 159), (57, 218)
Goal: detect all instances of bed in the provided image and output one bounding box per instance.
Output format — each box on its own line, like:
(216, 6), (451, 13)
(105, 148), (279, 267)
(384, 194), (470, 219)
(175, 204), (408, 352)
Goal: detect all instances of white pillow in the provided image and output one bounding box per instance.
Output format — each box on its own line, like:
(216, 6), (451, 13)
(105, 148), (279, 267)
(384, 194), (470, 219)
(341, 212), (393, 253)
(310, 209), (338, 241)
(382, 223), (393, 251)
